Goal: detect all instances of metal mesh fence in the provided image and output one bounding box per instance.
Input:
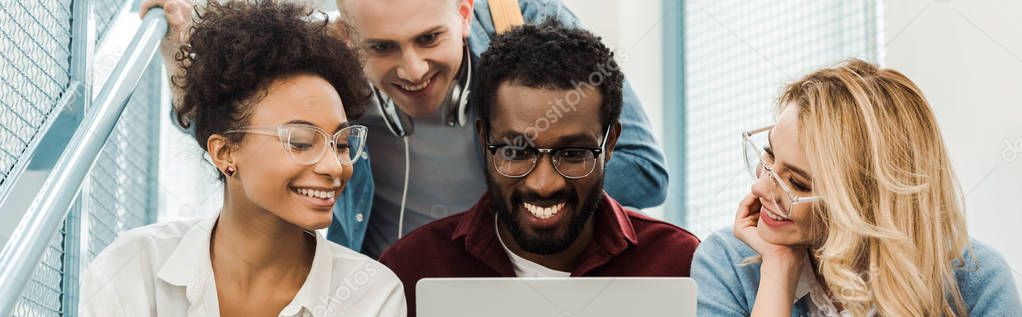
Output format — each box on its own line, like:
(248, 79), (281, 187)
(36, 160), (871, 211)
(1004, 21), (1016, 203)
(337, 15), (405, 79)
(0, 0), (74, 191)
(4, 0), (162, 315)
(684, 0), (881, 238)
(95, 0), (126, 44)
(85, 60), (161, 264)
(1, 1), (73, 316)
(8, 231), (66, 317)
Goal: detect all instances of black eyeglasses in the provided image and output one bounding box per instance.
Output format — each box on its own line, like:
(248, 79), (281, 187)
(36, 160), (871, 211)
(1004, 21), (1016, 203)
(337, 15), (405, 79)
(485, 129), (610, 179)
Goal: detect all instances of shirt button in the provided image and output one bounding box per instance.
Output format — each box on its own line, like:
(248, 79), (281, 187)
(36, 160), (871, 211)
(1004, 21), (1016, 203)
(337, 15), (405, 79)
(355, 213), (364, 222)
(361, 151), (369, 160)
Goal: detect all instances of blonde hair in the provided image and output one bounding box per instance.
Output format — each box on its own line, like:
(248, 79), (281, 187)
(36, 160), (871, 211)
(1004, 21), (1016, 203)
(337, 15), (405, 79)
(782, 59), (970, 316)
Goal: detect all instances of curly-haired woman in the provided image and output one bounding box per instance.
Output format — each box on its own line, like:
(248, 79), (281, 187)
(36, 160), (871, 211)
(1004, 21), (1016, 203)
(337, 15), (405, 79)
(78, 1), (405, 316)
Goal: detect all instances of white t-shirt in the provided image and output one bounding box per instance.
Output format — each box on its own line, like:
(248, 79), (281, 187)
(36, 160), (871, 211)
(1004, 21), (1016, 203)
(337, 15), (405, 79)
(79, 216), (406, 317)
(495, 216), (571, 278)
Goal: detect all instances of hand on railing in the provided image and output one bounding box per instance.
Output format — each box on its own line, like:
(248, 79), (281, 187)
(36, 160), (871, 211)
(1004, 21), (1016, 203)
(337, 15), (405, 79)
(140, 0), (192, 110)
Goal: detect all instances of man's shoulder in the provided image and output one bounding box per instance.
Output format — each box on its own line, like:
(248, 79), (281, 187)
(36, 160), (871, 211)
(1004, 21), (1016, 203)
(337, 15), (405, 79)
(380, 212), (468, 260)
(473, 0), (569, 17)
(625, 210), (700, 250)
(469, 0), (580, 57)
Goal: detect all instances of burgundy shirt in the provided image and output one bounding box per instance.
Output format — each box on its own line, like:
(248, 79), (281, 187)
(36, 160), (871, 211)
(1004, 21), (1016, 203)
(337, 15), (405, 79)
(379, 192), (701, 316)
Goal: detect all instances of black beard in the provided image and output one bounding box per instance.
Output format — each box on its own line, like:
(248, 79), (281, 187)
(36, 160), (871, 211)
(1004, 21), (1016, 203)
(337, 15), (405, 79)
(488, 175), (604, 255)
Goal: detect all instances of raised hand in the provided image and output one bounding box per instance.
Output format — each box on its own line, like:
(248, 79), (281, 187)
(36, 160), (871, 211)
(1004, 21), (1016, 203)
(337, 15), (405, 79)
(732, 193), (803, 262)
(140, 0), (193, 59)
(732, 193), (806, 316)
(139, 0), (193, 109)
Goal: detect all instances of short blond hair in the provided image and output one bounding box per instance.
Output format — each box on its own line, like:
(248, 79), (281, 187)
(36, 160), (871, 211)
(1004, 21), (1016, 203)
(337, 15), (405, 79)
(335, 0), (460, 22)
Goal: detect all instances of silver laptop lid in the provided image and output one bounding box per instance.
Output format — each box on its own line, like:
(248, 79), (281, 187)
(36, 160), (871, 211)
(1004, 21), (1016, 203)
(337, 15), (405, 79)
(416, 277), (697, 317)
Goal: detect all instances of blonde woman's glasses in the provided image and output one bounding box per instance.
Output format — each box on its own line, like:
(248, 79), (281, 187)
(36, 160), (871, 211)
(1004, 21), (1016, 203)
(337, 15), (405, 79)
(741, 125), (822, 218)
(224, 123), (368, 166)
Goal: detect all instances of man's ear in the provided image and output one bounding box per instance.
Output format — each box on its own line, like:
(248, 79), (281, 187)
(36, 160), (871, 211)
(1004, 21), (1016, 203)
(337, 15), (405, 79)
(475, 118), (488, 155)
(207, 134), (236, 176)
(602, 121), (622, 164)
(333, 0), (358, 45)
(458, 0), (475, 39)
(330, 19), (355, 46)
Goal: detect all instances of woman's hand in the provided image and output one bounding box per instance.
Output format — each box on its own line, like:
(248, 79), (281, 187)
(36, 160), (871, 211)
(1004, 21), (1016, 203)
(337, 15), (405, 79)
(140, 0), (193, 109)
(140, 0), (193, 58)
(732, 193), (804, 265)
(733, 193), (805, 316)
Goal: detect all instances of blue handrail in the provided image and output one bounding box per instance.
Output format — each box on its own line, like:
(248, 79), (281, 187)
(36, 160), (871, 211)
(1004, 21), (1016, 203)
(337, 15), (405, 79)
(0, 8), (167, 316)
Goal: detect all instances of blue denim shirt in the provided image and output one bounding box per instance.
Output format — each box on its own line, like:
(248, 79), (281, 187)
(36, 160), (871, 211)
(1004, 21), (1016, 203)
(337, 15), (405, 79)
(692, 229), (1022, 316)
(328, 0), (669, 252)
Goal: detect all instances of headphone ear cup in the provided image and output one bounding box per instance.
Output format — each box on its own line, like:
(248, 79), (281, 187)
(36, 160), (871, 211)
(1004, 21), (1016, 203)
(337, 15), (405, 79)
(457, 91), (470, 126)
(444, 43), (474, 127)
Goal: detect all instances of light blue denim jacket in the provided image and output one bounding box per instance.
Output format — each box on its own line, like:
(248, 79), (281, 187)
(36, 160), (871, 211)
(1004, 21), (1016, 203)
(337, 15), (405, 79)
(692, 229), (1022, 316)
(328, 0), (669, 252)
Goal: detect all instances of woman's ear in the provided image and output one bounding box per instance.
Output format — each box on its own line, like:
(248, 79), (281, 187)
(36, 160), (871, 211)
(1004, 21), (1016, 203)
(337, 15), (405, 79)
(207, 134), (236, 176)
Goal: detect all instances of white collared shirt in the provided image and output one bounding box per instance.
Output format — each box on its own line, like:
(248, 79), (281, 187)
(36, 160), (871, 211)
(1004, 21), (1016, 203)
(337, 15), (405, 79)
(79, 216), (406, 317)
(794, 254), (876, 317)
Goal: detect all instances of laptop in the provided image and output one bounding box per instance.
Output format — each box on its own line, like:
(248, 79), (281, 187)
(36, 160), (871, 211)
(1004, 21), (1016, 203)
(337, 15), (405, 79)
(416, 277), (697, 317)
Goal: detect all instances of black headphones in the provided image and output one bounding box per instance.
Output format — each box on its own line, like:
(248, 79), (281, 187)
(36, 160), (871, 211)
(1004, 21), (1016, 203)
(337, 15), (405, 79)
(372, 44), (474, 137)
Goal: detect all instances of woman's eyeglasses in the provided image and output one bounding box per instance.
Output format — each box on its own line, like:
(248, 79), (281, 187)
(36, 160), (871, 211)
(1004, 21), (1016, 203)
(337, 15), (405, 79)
(224, 123), (368, 166)
(742, 125), (822, 218)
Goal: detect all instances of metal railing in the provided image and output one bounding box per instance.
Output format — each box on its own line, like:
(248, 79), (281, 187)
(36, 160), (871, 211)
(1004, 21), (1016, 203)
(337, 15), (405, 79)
(0, 4), (166, 316)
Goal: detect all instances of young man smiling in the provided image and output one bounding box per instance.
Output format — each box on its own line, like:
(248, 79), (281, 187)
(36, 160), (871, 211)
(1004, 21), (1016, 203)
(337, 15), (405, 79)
(378, 21), (699, 317)
(337, 0), (670, 259)
(143, 0), (669, 259)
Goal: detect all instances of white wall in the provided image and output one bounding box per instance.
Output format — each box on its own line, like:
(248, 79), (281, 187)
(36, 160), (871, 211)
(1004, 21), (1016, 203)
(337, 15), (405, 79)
(885, 0), (1022, 298)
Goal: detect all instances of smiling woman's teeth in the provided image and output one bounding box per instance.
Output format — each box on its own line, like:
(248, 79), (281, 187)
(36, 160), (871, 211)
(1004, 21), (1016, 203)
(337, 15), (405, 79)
(399, 77), (430, 92)
(296, 188), (334, 199)
(523, 202), (565, 220)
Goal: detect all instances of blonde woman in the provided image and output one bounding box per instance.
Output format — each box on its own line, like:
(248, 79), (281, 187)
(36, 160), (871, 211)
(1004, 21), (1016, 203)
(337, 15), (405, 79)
(692, 59), (1022, 316)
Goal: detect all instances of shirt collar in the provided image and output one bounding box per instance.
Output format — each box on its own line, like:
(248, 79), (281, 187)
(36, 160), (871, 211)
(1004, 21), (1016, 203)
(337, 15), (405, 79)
(156, 216), (219, 313)
(794, 252), (814, 304)
(279, 230), (333, 317)
(451, 193), (515, 276)
(451, 191), (639, 274)
(791, 254), (878, 315)
(156, 216), (334, 317)
(591, 192), (639, 253)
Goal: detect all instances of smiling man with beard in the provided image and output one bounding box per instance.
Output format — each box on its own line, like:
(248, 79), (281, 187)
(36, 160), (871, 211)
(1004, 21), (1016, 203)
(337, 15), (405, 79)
(378, 20), (700, 317)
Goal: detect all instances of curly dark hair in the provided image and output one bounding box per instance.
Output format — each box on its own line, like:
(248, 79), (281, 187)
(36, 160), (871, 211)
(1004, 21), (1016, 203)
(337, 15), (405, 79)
(472, 18), (624, 132)
(174, 0), (370, 154)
